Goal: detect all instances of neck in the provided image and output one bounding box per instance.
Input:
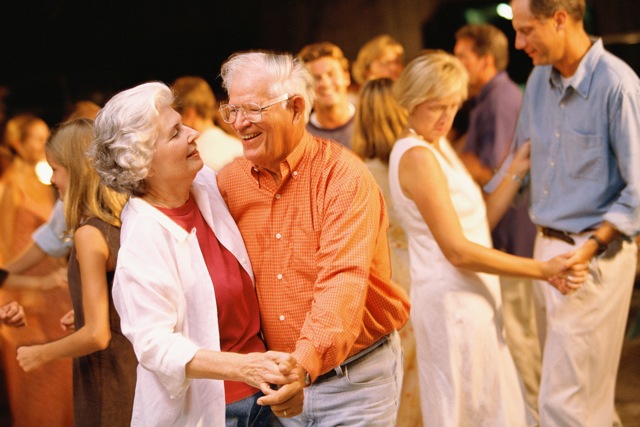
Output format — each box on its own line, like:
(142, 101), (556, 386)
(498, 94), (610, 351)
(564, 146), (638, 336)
(143, 187), (190, 208)
(555, 29), (592, 77)
(406, 127), (439, 148)
(313, 102), (353, 129)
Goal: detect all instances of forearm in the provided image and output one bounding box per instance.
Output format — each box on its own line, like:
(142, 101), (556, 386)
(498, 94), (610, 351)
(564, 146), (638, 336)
(5, 242), (48, 274)
(485, 172), (524, 230)
(185, 349), (298, 391)
(1, 273), (48, 291)
(446, 239), (545, 280)
(18, 325), (111, 370)
(185, 349), (244, 382)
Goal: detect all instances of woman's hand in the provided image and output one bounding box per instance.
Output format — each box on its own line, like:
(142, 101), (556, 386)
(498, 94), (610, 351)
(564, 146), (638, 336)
(16, 345), (47, 372)
(59, 309), (75, 331)
(240, 351), (299, 390)
(0, 301), (26, 327)
(542, 251), (588, 295)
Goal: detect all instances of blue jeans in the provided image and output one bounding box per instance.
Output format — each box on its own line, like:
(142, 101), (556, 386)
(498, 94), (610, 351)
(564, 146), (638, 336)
(278, 331), (403, 427)
(226, 391), (272, 427)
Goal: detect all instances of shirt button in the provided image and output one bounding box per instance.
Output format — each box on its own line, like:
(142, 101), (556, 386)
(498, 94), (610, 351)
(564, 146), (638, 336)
(549, 160), (555, 167)
(555, 131), (560, 138)
(560, 103), (565, 109)
(293, 171), (298, 177)
(276, 233), (282, 239)
(277, 274), (283, 280)
(279, 315), (285, 321)
(275, 194), (281, 199)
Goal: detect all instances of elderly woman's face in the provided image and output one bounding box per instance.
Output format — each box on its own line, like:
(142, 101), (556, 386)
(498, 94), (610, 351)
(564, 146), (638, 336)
(147, 106), (202, 189)
(409, 93), (463, 143)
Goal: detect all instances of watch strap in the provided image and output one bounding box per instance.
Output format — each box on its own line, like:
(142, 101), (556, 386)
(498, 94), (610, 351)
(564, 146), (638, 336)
(588, 235), (608, 256)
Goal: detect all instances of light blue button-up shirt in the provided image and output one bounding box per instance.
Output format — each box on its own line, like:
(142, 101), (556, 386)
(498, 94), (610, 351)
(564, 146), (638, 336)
(512, 39), (640, 236)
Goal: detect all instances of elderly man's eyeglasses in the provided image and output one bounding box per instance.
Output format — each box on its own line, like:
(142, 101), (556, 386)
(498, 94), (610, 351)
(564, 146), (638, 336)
(219, 94), (290, 124)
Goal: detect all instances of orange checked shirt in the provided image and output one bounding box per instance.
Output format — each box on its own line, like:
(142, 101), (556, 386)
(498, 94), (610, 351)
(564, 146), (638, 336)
(217, 134), (410, 381)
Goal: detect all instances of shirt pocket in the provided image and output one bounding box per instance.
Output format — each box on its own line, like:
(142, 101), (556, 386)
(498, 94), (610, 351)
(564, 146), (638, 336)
(563, 131), (604, 181)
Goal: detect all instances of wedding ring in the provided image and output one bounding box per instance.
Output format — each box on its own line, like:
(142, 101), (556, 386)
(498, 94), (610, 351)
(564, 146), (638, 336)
(283, 410), (287, 416)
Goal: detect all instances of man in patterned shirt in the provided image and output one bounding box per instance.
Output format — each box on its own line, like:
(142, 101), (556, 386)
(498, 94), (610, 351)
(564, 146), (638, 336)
(217, 51), (410, 426)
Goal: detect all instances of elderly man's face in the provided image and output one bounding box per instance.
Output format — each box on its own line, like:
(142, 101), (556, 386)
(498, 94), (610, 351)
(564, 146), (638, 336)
(147, 106), (202, 188)
(227, 75), (297, 173)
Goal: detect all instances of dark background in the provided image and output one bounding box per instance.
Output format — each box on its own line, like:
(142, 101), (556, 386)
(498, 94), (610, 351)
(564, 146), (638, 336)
(1, 0), (638, 126)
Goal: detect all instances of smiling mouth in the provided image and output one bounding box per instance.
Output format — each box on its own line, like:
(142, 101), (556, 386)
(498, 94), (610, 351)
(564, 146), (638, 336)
(241, 132), (260, 141)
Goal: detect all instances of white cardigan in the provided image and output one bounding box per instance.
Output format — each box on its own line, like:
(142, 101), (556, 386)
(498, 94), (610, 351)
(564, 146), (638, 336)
(113, 167), (253, 427)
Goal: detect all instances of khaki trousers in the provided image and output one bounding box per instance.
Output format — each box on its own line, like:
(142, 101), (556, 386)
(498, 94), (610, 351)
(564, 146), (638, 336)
(533, 233), (636, 427)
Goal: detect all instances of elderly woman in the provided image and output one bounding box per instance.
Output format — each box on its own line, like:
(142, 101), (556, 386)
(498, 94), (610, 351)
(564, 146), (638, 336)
(387, 50), (588, 426)
(89, 82), (301, 427)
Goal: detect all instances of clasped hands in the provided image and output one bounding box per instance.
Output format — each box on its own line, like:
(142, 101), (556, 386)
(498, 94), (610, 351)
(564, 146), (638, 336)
(245, 351), (304, 418)
(544, 245), (595, 295)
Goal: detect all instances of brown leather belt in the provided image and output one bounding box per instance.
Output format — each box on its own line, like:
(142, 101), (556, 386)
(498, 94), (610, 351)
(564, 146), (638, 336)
(539, 227), (576, 245)
(314, 335), (389, 384)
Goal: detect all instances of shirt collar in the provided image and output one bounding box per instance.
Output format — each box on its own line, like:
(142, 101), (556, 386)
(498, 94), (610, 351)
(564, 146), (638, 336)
(248, 132), (312, 184)
(549, 37), (603, 99)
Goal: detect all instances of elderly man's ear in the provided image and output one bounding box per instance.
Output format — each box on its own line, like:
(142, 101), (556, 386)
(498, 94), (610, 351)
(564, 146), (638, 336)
(290, 96), (306, 123)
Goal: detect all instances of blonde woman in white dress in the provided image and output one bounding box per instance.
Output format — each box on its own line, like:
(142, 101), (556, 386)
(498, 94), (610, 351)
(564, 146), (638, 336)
(388, 50), (588, 427)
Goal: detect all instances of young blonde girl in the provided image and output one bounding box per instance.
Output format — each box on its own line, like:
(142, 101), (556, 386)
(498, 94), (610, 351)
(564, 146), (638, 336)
(16, 118), (137, 426)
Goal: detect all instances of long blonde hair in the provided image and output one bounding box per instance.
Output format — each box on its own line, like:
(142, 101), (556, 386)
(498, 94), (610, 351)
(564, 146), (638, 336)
(352, 78), (407, 163)
(46, 118), (127, 233)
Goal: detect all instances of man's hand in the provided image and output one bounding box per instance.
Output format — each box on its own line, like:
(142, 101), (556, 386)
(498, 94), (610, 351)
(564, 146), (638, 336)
(543, 251), (589, 295)
(240, 351), (299, 391)
(257, 364), (305, 418)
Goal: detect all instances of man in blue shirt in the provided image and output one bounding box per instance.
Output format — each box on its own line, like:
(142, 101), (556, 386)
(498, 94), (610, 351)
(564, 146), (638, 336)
(510, 0), (640, 425)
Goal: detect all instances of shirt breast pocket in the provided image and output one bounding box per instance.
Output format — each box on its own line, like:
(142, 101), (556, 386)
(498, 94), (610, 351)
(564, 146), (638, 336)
(564, 131), (604, 181)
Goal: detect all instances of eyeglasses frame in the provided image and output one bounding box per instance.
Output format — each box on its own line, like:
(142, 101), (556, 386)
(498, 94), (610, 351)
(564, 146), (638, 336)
(219, 93), (290, 124)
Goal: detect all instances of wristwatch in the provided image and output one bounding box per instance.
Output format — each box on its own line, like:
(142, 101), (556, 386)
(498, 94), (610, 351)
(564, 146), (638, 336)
(588, 235), (608, 256)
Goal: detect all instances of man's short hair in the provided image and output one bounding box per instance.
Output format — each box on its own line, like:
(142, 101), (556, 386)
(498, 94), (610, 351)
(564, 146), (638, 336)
(298, 42), (350, 72)
(455, 24), (510, 72)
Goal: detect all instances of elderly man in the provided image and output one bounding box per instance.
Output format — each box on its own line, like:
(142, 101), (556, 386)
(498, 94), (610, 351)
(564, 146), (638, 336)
(216, 51), (410, 426)
(506, 0), (640, 425)
(297, 42), (356, 149)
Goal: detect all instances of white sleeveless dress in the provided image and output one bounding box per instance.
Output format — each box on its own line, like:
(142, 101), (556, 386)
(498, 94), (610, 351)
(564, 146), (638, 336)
(388, 136), (530, 427)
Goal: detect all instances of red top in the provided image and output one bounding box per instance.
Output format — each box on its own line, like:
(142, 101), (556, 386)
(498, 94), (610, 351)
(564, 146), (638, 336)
(157, 195), (265, 404)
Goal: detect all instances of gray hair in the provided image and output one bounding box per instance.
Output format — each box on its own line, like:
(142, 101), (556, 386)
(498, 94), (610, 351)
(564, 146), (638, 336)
(88, 82), (173, 197)
(393, 50), (468, 114)
(220, 51), (316, 122)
